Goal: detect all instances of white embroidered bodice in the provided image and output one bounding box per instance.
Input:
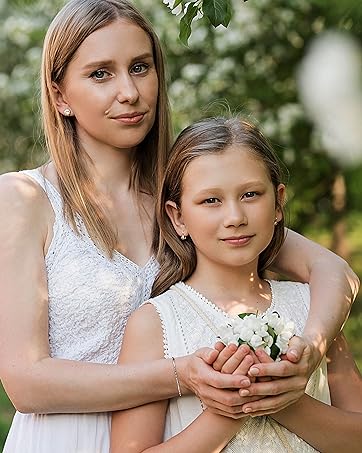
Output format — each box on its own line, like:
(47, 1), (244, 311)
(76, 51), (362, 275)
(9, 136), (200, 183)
(22, 169), (159, 364)
(148, 280), (331, 452)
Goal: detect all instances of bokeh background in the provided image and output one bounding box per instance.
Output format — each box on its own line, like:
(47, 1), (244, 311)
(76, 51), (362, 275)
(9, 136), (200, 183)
(1, 0), (361, 447)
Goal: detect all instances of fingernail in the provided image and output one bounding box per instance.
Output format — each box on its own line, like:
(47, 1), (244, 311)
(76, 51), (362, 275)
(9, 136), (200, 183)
(249, 367), (259, 376)
(289, 349), (298, 360)
(240, 390), (249, 396)
(243, 407), (252, 413)
(240, 379), (250, 388)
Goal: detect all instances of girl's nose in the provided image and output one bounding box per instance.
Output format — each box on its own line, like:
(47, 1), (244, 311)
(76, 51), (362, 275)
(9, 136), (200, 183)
(223, 202), (248, 227)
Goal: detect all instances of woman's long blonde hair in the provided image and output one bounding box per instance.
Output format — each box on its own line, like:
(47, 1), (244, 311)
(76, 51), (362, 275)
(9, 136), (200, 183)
(152, 117), (286, 297)
(41, 0), (171, 255)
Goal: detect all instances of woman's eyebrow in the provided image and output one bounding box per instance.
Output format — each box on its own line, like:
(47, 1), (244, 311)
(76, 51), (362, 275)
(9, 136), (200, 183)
(81, 53), (154, 72)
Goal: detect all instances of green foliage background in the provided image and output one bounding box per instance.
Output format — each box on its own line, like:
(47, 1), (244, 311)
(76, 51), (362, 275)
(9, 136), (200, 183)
(0, 0), (361, 448)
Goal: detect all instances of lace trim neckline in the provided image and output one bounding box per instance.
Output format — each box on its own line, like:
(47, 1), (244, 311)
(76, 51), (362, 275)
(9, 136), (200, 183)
(33, 168), (157, 271)
(175, 280), (276, 320)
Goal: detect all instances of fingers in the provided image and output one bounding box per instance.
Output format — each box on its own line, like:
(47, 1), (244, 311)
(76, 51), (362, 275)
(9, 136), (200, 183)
(212, 343), (238, 371)
(220, 345), (252, 375)
(254, 348), (274, 364)
(285, 335), (308, 363)
(214, 341), (226, 353)
(248, 357), (308, 379)
(241, 392), (301, 416)
(213, 344), (253, 375)
(231, 354), (254, 376)
(194, 347), (220, 365)
(239, 375), (306, 398)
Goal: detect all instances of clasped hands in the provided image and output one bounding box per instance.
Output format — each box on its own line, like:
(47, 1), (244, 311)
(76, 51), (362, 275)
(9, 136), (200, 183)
(183, 336), (317, 419)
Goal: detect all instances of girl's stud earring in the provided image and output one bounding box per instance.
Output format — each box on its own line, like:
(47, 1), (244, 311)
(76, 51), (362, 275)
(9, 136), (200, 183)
(180, 234), (187, 241)
(274, 217), (279, 226)
(63, 108), (73, 116)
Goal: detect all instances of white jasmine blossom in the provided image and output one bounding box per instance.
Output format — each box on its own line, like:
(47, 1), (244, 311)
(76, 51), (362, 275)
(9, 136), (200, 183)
(218, 311), (295, 361)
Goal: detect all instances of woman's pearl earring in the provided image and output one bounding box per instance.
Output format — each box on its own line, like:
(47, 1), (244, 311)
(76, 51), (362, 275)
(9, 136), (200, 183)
(63, 108), (73, 116)
(274, 217), (279, 226)
(180, 234), (187, 241)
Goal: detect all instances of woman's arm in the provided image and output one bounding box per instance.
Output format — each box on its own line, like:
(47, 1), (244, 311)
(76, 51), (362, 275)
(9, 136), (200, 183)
(111, 306), (250, 453)
(0, 173), (249, 415)
(273, 229), (359, 363)
(233, 229), (359, 415)
(271, 333), (362, 453)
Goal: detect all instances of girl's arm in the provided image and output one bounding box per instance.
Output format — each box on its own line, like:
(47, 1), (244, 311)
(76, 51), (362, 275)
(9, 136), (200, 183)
(0, 173), (249, 415)
(111, 305), (249, 453)
(271, 333), (362, 453)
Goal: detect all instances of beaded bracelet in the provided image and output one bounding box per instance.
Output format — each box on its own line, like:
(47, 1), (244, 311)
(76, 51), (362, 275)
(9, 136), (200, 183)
(171, 356), (182, 397)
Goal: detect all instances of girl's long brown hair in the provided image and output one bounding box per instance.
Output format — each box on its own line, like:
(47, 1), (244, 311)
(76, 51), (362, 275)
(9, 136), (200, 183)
(152, 117), (286, 297)
(41, 0), (171, 255)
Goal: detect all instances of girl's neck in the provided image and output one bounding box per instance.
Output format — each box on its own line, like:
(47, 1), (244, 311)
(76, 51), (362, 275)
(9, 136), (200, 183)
(185, 263), (272, 316)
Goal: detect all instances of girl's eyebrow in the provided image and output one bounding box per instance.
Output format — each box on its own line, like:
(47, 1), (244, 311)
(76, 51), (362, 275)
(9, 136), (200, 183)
(81, 53), (154, 71)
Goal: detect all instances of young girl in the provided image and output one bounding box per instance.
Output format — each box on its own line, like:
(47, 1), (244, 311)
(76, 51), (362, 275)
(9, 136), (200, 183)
(111, 117), (362, 452)
(0, 0), (358, 452)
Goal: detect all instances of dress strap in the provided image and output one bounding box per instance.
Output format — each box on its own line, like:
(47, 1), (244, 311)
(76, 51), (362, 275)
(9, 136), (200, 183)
(171, 284), (220, 336)
(20, 168), (63, 217)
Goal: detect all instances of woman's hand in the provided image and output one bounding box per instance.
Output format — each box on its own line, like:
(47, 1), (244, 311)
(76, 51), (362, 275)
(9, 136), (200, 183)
(207, 336), (317, 417)
(237, 336), (314, 416)
(177, 345), (257, 418)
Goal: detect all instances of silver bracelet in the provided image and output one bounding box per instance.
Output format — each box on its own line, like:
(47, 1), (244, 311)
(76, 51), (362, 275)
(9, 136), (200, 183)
(171, 356), (182, 397)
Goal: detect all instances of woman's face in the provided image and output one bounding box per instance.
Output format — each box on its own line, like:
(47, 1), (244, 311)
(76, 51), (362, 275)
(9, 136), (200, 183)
(55, 19), (159, 154)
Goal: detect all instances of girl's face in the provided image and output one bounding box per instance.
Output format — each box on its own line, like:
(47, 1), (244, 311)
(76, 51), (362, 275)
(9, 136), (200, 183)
(54, 19), (158, 154)
(167, 145), (285, 273)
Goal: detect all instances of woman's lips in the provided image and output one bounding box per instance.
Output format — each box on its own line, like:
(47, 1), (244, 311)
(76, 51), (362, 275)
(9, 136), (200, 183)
(112, 112), (146, 124)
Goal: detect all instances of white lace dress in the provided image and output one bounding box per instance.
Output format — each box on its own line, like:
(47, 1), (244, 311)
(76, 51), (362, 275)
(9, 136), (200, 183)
(3, 168), (159, 453)
(148, 280), (331, 453)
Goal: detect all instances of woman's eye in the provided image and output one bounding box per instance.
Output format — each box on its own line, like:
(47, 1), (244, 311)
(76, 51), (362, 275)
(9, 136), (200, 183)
(131, 63), (149, 74)
(90, 69), (110, 80)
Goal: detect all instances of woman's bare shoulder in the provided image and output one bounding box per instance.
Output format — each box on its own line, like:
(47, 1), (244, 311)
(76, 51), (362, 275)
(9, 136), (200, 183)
(0, 170), (51, 214)
(0, 171), (53, 237)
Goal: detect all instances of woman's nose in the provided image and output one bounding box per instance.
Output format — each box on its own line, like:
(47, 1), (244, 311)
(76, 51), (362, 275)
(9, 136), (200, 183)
(115, 73), (139, 105)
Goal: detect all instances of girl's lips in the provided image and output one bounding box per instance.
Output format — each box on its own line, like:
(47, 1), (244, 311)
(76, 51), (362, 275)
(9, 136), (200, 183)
(222, 236), (254, 245)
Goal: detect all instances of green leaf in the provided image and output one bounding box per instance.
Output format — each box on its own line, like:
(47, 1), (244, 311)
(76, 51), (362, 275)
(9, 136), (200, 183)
(173, 0), (184, 8)
(202, 0), (232, 28)
(179, 4), (199, 46)
(267, 325), (277, 340)
(238, 313), (249, 319)
(221, 0), (233, 27)
(270, 344), (280, 361)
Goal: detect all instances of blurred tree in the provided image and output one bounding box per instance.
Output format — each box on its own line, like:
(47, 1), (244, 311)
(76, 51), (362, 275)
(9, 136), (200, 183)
(0, 0), (361, 250)
(141, 0), (362, 248)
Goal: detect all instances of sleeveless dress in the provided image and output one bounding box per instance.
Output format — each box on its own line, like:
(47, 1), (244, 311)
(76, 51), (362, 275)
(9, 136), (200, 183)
(3, 168), (159, 453)
(148, 280), (331, 452)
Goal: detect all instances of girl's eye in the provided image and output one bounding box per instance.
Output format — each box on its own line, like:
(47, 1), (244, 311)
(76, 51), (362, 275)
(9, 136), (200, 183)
(131, 63), (149, 74)
(203, 197), (220, 204)
(90, 69), (110, 80)
(243, 191), (257, 199)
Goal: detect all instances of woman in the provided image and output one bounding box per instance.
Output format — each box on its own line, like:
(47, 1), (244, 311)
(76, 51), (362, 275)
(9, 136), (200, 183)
(0, 1), (358, 452)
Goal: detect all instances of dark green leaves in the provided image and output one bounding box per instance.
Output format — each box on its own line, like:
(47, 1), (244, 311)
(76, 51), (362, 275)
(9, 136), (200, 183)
(176, 0), (239, 45)
(203, 0), (233, 27)
(179, 3), (199, 45)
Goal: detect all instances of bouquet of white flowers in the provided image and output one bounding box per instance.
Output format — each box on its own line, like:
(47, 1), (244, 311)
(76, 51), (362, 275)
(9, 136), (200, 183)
(218, 311), (295, 361)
